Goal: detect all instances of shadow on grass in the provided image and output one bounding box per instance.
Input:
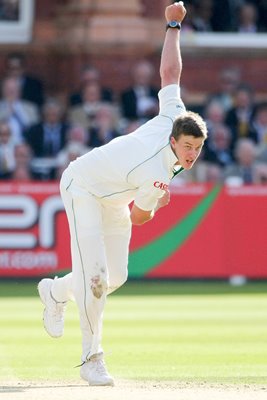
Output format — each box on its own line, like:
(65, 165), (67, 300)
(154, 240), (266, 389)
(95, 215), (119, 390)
(0, 279), (267, 297)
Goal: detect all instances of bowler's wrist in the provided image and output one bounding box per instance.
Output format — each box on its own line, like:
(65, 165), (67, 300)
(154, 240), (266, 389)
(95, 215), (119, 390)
(166, 20), (182, 31)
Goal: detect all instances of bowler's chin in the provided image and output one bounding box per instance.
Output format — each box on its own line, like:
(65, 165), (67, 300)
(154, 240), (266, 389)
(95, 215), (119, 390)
(182, 161), (194, 170)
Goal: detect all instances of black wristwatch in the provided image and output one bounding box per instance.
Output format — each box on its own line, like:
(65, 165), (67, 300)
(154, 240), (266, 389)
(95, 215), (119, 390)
(166, 20), (181, 31)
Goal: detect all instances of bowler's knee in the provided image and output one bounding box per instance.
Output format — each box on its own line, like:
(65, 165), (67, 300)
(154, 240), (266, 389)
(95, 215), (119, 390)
(108, 269), (128, 294)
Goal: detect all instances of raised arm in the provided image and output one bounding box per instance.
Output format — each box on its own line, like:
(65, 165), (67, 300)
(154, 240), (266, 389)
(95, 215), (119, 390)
(160, 2), (187, 88)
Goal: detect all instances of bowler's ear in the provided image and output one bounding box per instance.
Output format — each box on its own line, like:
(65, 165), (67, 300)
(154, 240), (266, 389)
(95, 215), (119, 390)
(170, 136), (176, 146)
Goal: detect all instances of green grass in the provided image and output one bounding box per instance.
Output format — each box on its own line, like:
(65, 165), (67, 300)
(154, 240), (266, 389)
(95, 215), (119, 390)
(0, 280), (267, 384)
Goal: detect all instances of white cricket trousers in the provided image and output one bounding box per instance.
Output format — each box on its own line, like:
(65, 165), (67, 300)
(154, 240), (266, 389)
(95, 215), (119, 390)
(53, 166), (132, 362)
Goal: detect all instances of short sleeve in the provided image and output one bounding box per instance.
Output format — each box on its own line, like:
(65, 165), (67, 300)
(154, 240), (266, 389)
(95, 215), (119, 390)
(158, 84), (186, 121)
(134, 180), (167, 211)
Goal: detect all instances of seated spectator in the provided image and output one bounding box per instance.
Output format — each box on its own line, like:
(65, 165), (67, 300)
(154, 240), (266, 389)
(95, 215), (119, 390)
(224, 138), (260, 184)
(0, 76), (39, 144)
(121, 60), (159, 122)
(225, 83), (257, 149)
(69, 65), (113, 106)
(208, 66), (241, 113)
(252, 102), (267, 146)
(237, 2), (258, 33)
(253, 103), (267, 164)
(56, 125), (91, 178)
(0, 120), (16, 179)
(88, 104), (121, 147)
(203, 123), (233, 168)
(11, 143), (34, 181)
(254, 163), (267, 184)
(24, 99), (68, 180)
(64, 124), (89, 146)
(204, 163), (224, 184)
(5, 53), (45, 107)
(204, 100), (226, 139)
(68, 82), (106, 131)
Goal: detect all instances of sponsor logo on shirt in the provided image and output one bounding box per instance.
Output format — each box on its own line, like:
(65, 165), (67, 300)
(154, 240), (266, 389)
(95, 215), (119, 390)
(153, 181), (169, 190)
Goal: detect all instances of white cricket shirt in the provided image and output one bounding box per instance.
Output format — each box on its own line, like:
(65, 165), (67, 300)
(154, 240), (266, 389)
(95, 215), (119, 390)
(69, 84), (186, 211)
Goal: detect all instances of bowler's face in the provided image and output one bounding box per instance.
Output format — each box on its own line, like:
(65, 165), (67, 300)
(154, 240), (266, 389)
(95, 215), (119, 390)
(171, 134), (205, 170)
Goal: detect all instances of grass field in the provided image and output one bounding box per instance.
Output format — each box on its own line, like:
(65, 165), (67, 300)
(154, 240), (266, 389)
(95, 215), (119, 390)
(1, 280), (267, 386)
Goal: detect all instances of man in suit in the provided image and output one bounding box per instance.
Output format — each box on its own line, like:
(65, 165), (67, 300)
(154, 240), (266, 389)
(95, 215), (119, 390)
(224, 138), (259, 184)
(6, 53), (45, 108)
(121, 60), (159, 121)
(225, 83), (257, 149)
(24, 99), (68, 179)
(69, 65), (113, 107)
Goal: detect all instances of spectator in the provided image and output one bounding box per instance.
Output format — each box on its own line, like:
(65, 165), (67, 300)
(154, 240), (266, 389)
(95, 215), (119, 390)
(121, 60), (159, 121)
(5, 53), (45, 107)
(88, 104), (121, 147)
(68, 82), (106, 131)
(225, 83), (257, 148)
(65, 124), (89, 147)
(204, 163), (223, 183)
(254, 163), (267, 184)
(237, 2), (259, 33)
(252, 102), (267, 145)
(208, 66), (241, 113)
(11, 143), (34, 181)
(224, 138), (259, 184)
(252, 103), (267, 164)
(56, 125), (91, 178)
(203, 123), (233, 168)
(69, 65), (113, 107)
(0, 76), (39, 144)
(204, 100), (226, 138)
(0, 120), (16, 179)
(24, 99), (68, 180)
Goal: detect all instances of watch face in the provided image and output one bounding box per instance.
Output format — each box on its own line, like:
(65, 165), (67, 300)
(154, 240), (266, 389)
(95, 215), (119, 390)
(169, 20), (178, 28)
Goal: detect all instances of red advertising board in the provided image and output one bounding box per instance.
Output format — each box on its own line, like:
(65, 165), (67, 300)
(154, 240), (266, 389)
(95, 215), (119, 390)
(129, 184), (267, 278)
(0, 182), (267, 278)
(0, 182), (71, 277)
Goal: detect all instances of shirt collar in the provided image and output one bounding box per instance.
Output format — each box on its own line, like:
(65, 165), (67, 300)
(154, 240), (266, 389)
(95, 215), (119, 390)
(162, 142), (184, 179)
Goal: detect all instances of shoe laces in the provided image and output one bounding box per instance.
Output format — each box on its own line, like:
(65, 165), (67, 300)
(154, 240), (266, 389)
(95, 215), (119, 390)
(50, 291), (66, 321)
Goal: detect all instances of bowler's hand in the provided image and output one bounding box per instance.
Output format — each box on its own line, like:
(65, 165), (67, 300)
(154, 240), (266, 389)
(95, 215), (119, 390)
(156, 190), (170, 211)
(165, 2), (186, 23)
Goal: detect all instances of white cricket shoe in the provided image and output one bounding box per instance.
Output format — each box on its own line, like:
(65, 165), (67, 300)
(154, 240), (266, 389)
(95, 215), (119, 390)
(80, 354), (114, 386)
(38, 278), (66, 338)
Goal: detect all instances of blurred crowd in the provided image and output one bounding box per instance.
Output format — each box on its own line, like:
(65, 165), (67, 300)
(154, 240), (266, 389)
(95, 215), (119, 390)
(182, 0), (267, 32)
(0, 52), (267, 186)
